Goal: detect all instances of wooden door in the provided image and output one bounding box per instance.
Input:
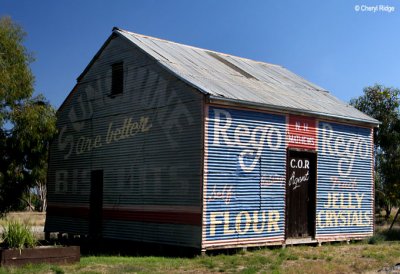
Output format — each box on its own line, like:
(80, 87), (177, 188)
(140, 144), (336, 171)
(89, 170), (103, 238)
(286, 150), (316, 238)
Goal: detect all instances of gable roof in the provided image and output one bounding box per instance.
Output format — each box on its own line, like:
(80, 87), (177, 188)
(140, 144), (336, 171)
(77, 27), (379, 126)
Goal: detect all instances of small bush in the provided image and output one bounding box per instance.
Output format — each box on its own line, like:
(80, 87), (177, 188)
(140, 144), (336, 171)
(200, 256), (217, 269)
(382, 228), (400, 241)
(1, 220), (37, 249)
(286, 253), (299, 261)
(367, 234), (385, 245)
(50, 265), (65, 274)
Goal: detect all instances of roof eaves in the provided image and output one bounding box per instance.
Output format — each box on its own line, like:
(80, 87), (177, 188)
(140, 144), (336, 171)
(208, 95), (380, 127)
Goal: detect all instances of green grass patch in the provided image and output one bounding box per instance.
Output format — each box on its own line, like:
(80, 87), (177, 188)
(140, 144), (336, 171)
(0, 240), (399, 273)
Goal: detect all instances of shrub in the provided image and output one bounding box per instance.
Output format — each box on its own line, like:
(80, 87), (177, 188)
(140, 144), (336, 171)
(367, 234), (385, 245)
(1, 221), (37, 249)
(382, 228), (400, 241)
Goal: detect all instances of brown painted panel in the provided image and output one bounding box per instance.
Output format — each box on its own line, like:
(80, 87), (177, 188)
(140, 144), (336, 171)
(0, 246), (80, 267)
(286, 150), (316, 238)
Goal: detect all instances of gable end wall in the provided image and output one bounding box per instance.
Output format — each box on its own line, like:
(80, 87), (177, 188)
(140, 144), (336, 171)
(45, 36), (204, 248)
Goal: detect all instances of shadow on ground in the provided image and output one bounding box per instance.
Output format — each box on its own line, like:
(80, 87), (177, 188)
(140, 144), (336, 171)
(40, 237), (201, 258)
(38, 228), (400, 258)
(39, 236), (281, 258)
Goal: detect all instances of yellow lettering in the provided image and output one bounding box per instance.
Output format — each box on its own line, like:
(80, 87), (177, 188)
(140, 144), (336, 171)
(210, 212), (223, 236)
(252, 211), (266, 233)
(106, 122), (113, 144)
(358, 211), (364, 226)
(223, 212), (234, 235)
(94, 135), (102, 148)
(355, 193), (364, 208)
(267, 211), (280, 232)
(325, 211), (333, 227)
(129, 122), (139, 136)
(338, 211), (346, 226)
(114, 128), (122, 141)
(317, 210), (324, 228)
(324, 193), (332, 208)
(340, 193), (345, 208)
(351, 211), (360, 226)
(235, 211), (251, 235)
(348, 193), (355, 209)
(318, 209), (372, 229)
(332, 211), (339, 227)
(324, 193), (339, 208)
(105, 116), (151, 146)
(364, 211), (371, 226)
(75, 136), (85, 155)
(346, 211), (352, 226)
(332, 193), (339, 208)
(140, 117), (152, 132)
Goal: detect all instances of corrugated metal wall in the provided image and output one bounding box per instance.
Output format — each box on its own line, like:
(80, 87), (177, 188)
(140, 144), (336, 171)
(316, 121), (373, 239)
(203, 106), (286, 249)
(202, 107), (374, 249)
(45, 35), (204, 248)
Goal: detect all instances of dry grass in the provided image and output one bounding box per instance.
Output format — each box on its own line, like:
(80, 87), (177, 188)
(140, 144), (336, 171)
(280, 242), (400, 274)
(0, 211), (45, 227)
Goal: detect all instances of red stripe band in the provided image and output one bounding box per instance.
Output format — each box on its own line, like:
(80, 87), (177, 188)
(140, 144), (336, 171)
(47, 206), (202, 226)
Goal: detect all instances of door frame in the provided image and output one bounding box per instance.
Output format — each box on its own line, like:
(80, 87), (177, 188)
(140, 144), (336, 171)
(89, 170), (104, 239)
(285, 148), (317, 239)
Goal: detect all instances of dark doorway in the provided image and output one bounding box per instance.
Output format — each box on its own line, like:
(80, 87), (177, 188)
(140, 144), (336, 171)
(286, 150), (316, 238)
(89, 170), (103, 238)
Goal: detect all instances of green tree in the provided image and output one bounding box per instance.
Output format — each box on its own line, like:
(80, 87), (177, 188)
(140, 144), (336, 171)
(0, 16), (56, 214)
(350, 84), (400, 222)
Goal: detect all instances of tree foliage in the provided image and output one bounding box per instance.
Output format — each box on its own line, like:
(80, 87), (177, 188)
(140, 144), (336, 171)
(0, 16), (56, 214)
(350, 84), (400, 218)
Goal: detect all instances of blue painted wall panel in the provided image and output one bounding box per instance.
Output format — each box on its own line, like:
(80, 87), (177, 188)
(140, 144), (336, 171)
(203, 106), (286, 247)
(316, 121), (373, 237)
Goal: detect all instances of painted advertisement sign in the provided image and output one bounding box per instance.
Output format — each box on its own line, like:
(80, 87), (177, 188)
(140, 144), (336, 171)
(316, 121), (373, 236)
(288, 115), (317, 150)
(204, 107), (286, 244)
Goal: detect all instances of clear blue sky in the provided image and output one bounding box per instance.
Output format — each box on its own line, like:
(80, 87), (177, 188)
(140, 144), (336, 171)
(2, 0), (399, 108)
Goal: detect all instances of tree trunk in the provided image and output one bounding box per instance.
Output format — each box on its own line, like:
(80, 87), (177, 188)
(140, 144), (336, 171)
(36, 180), (47, 212)
(389, 208), (399, 231)
(21, 197), (35, 211)
(385, 205), (392, 221)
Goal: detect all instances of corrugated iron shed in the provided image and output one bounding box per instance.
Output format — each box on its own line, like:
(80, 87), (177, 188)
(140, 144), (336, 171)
(47, 27), (377, 251)
(109, 28), (378, 126)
